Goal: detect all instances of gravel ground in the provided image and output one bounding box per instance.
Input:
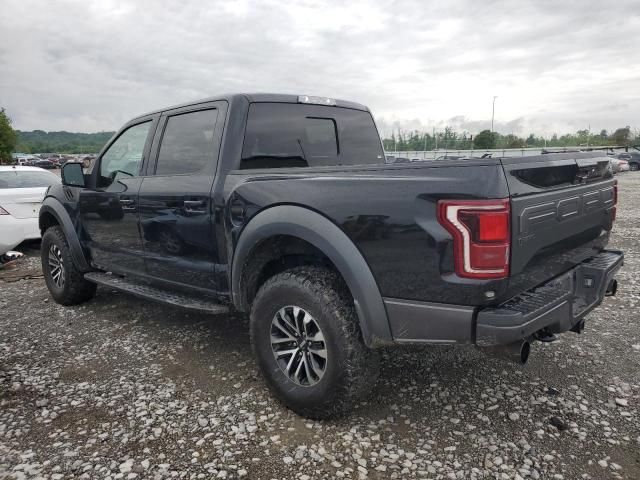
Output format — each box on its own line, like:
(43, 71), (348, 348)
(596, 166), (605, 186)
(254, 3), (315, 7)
(1, 175), (638, 480)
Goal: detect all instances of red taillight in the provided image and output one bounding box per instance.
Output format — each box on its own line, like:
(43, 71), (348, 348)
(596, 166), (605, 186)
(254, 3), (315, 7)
(437, 199), (510, 279)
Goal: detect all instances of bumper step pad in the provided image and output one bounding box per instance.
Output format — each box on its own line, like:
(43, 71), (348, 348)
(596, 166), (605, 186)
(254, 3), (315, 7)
(84, 272), (229, 315)
(476, 250), (623, 346)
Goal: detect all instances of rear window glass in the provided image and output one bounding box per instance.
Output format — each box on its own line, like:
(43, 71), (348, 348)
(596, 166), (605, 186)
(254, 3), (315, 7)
(0, 170), (60, 189)
(304, 118), (338, 158)
(241, 103), (384, 169)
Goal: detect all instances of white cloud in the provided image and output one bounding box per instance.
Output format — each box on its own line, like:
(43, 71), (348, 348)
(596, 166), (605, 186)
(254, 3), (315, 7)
(0, 0), (638, 136)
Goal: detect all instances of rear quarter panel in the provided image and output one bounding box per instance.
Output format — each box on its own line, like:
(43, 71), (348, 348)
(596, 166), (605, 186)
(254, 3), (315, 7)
(223, 161), (510, 306)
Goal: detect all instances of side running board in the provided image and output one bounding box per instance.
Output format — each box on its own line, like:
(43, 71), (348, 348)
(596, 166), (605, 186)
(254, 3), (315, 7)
(84, 272), (229, 315)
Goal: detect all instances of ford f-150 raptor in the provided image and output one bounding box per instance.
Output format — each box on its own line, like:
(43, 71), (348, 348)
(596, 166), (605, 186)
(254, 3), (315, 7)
(39, 93), (623, 418)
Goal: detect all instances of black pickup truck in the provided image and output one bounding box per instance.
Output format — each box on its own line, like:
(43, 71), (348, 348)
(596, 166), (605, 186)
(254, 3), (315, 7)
(39, 94), (623, 418)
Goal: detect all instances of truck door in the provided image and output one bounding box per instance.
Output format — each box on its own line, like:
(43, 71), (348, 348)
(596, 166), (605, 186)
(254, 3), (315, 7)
(79, 117), (157, 274)
(137, 102), (225, 293)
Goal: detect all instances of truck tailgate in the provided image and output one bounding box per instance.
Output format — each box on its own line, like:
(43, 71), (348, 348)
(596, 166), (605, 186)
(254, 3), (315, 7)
(500, 153), (616, 299)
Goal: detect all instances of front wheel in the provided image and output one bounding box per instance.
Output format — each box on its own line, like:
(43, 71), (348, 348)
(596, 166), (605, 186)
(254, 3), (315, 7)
(41, 226), (96, 305)
(250, 266), (379, 419)
(629, 162), (639, 172)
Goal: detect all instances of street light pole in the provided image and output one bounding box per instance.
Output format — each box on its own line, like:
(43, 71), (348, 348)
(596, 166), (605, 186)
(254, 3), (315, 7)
(491, 96), (497, 133)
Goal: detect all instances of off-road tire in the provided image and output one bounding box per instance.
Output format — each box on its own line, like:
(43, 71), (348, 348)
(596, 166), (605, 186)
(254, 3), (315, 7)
(41, 226), (96, 305)
(250, 266), (379, 419)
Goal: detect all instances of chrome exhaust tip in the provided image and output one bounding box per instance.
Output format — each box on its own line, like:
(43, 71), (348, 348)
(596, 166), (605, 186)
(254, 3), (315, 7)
(482, 341), (531, 365)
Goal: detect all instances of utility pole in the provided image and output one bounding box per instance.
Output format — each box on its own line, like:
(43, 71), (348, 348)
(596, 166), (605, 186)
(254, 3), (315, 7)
(491, 96), (497, 133)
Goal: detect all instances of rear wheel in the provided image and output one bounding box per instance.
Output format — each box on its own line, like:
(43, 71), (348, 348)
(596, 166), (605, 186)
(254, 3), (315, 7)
(250, 266), (379, 419)
(41, 226), (96, 305)
(630, 162), (639, 171)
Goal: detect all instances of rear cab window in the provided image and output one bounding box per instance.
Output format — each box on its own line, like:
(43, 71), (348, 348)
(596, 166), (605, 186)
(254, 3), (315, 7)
(241, 103), (384, 169)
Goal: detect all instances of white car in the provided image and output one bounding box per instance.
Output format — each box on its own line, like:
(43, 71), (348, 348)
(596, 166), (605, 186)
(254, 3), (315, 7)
(610, 158), (630, 174)
(0, 166), (60, 255)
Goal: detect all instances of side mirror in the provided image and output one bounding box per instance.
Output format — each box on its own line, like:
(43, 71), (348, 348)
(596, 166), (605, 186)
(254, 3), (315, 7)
(61, 162), (85, 187)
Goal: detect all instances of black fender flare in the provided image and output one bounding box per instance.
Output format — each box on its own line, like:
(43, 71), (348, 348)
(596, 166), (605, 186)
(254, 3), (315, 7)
(231, 205), (392, 347)
(39, 197), (91, 272)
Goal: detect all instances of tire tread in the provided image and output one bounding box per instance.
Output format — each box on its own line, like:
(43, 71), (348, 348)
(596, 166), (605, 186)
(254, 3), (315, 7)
(251, 266), (379, 419)
(41, 226), (96, 306)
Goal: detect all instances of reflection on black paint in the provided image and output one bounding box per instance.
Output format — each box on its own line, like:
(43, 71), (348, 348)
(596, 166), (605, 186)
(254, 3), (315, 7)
(138, 174), (218, 291)
(79, 177), (146, 273)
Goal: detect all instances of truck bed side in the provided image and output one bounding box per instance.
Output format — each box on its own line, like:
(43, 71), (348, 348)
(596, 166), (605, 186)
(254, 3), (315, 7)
(223, 160), (511, 307)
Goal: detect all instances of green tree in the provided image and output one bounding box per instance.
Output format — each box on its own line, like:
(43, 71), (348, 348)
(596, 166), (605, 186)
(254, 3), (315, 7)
(504, 134), (526, 148)
(611, 127), (631, 146)
(473, 129), (496, 149)
(525, 133), (538, 146)
(0, 108), (18, 164)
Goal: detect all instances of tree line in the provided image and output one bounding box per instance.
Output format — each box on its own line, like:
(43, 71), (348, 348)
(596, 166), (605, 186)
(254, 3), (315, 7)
(0, 109), (116, 162)
(14, 130), (115, 154)
(1, 106), (638, 164)
(382, 127), (639, 151)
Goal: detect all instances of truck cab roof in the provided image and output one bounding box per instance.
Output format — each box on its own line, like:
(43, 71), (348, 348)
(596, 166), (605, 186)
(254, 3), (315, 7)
(133, 93), (369, 121)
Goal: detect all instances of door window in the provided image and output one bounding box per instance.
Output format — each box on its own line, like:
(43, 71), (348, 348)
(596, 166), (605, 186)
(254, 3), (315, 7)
(100, 121), (151, 186)
(155, 109), (219, 176)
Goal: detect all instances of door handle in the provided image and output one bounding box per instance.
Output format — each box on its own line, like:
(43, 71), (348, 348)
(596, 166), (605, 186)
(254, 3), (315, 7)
(183, 200), (205, 207)
(183, 200), (206, 214)
(119, 198), (136, 211)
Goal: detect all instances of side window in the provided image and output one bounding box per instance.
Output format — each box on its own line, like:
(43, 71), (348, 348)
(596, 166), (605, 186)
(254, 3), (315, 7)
(100, 121), (151, 185)
(155, 109), (219, 176)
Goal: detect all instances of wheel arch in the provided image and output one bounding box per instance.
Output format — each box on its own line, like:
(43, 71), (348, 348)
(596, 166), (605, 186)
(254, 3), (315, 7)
(231, 205), (392, 347)
(39, 197), (91, 272)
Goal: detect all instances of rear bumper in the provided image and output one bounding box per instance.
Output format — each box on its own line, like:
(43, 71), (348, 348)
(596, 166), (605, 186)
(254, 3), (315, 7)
(384, 250), (623, 346)
(475, 250), (624, 346)
(0, 215), (40, 255)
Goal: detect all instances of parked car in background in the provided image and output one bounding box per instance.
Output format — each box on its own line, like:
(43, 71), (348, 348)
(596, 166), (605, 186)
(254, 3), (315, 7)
(14, 155), (40, 166)
(612, 152), (640, 171)
(34, 159), (56, 169)
(0, 166), (60, 255)
(609, 157), (627, 174)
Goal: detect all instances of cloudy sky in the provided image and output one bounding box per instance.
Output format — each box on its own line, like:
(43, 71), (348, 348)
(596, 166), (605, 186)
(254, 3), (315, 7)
(1, 0), (639, 137)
